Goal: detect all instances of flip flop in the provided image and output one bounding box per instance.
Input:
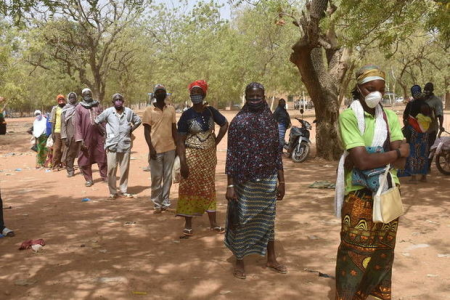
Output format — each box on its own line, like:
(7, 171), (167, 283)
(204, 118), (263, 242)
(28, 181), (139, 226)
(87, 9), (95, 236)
(265, 263), (287, 274)
(182, 228), (193, 236)
(233, 268), (246, 280)
(210, 226), (225, 234)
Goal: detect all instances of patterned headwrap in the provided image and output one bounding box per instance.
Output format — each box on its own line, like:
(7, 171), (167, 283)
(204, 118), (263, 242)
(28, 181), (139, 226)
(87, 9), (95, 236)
(410, 85), (423, 100)
(356, 65), (386, 85)
(245, 82), (265, 93)
(188, 80), (208, 94)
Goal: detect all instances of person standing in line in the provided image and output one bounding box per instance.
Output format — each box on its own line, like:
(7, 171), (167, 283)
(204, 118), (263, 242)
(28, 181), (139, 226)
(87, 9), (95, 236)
(75, 88), (107, 187)
(424, 82), (445, 168)
(176, 80), (228, 235)
(95, 93), (141, 198)
(50, 94), (67, 171)
(272, 98), (291, 151)
(0, 97), (8, 135)
(225, 82), (286, 280)
(61, 92), (80, 177)
(334, 65), (409, 300)
(30, 110), (49, 169)
(143, 84), (177, 213)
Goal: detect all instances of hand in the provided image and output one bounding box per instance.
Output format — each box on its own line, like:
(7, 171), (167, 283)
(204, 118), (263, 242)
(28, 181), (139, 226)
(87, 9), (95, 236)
(62, 138), (69, 147)
(277, 183), (285, 201)
(226, 186), (237, 202)
(440, 127), (445, 133)
(399, 142), (410, 158)
(149, 148), (157, 160)
(180, 163), (189, 179)
(77, 141), (88, 151)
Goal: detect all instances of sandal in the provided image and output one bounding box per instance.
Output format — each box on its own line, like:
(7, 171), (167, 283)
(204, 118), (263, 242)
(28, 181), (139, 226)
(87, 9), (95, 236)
(210, 226), (225, 234)
(2, 228), (15, 237)
(265, 263), (287, 274)
(182, 228), (193, 236)
(233, 268), (246, 280)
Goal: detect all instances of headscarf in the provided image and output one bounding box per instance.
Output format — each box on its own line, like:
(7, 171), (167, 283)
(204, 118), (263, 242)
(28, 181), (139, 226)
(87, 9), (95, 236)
(62, 92), (78, 121)
(356, 65), (386, 85)
(410, 85), (423, 100)
(56, 94), (65, 102)
(80, 88), (99, 108)
(245, 82), (265, 93)
(188, 80), (208, 94)
(226, 83), (282, 184)
(32, 110), (47, 138)
(112, 93), (124, 101)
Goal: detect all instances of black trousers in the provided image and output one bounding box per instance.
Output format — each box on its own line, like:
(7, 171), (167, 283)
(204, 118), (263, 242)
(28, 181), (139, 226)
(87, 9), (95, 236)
(0, 191), (5, 231)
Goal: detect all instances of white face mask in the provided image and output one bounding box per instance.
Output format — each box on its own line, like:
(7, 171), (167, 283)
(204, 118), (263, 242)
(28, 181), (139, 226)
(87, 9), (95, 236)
(364, 91), (383, 108)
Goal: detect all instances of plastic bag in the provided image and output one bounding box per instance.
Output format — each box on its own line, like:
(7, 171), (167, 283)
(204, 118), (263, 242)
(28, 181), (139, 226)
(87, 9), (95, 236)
(46, 136), (54, 148)
(172, 156), (181, 183)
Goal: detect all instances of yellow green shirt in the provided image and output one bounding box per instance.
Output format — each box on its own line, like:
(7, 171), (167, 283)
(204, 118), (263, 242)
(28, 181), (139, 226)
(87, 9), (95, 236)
(54, 106), (62, 133)
(338, 108), (404, 194)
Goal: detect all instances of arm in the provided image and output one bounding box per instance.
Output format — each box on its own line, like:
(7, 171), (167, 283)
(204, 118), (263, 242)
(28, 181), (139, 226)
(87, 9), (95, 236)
(143, 124), (157, 160)
(177, 134), (189, 179)
(215, 122), (228, 146)
(348, 142), (409, 170)
(277, 169), (285, 200)
(131, 111), (142, 132)
(172, 123), (177, 149)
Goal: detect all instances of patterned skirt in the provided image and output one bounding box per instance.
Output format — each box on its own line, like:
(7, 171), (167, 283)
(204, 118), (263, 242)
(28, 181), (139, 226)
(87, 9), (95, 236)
(36, 134), (48, 167)
(176, 146), (217, 217)
(224, 174), (277, 260)
(398, 126), (429, 176)
(335, 189), (399, 300)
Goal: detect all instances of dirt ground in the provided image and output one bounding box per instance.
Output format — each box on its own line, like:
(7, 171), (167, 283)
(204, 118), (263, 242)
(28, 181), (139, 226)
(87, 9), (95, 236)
(0, 108), (449, 300)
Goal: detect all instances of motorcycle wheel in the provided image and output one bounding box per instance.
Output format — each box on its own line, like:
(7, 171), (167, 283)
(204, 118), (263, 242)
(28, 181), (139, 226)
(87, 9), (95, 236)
(291, 142), (310, 163)
(436, 152), (450, 175)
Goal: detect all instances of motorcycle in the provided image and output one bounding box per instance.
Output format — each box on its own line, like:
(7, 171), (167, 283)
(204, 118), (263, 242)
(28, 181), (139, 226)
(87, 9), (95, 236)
(284, 109), (312, 163)
(429, 130), (450, 175)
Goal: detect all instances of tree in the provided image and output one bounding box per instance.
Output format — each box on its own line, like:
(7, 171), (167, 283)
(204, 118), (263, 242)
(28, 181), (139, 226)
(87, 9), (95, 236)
(25, 0), (149, 102)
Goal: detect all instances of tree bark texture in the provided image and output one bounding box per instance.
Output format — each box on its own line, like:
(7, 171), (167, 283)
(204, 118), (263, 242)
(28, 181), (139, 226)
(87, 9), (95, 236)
(290, 0), (348, 160)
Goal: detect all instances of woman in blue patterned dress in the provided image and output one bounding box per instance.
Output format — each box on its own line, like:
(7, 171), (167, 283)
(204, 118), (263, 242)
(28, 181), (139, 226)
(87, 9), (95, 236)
(225, 82), (286, 280)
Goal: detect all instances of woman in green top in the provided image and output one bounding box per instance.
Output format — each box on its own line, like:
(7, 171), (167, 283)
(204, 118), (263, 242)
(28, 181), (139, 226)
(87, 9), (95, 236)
(334, 65), (410, 300)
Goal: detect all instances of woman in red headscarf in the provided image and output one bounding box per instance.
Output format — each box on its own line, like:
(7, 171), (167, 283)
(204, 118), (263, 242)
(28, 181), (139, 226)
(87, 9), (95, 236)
(176, 80), (229, 237)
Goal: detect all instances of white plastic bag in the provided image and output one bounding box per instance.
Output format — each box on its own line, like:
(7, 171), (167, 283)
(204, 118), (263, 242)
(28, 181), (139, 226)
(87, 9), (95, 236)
(46, 136), (54, 148)
(172, 156), (181, 183)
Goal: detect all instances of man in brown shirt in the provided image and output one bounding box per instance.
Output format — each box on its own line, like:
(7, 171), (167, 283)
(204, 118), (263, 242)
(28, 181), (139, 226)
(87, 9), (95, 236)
(143, 84), (177, 213)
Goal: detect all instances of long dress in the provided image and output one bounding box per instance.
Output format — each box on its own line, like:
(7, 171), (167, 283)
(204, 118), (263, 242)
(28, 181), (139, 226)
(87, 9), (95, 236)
(224, 103), (283, 259)
(74, 102), (107, 180)
(176, 107), (227, 217)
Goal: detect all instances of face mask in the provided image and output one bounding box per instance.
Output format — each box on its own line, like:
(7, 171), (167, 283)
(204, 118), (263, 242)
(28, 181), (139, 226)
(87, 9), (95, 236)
(114, 100), (124, 109)
(83, 95), (92, 102)
(364, 91), (383, 108)
(58, 102), (65, 108)
(190, 94), (203, 105)
(155, 93), (167, 102)
(246, 97), (265, 111)
(36, 115), (42, 121)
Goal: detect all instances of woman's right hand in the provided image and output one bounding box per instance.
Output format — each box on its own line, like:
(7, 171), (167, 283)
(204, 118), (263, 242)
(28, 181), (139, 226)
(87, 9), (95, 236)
(180, 163), (189, 179)
(226, 186), (237, 202)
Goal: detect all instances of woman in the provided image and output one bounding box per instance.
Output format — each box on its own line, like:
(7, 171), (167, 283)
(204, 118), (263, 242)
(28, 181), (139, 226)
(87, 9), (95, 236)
(272, 98), (291, 150)
(334, 65), (410, 300)
(176, 80), (228, 236)
(399, 85), (431, 182)
(225, 82), (286, 280)
(32, 110), (49, 169)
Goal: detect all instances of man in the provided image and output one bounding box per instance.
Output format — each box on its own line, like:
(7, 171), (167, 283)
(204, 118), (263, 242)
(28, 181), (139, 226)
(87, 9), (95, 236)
(95, 93), (141, 198)
(272, 98), (291, 150)
(61, 92), (80, 177)
(75, 88), (107, 187)
(424, 82), (445, 168)
(50, 94), (67, 171)
(142, 84), (177, 213)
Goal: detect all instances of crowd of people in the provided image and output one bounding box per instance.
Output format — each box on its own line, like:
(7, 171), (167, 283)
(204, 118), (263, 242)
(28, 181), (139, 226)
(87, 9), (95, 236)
(0, 67), (446, 299)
